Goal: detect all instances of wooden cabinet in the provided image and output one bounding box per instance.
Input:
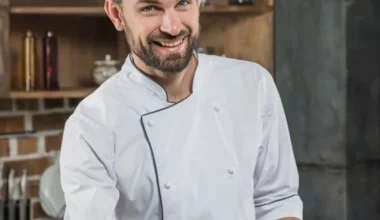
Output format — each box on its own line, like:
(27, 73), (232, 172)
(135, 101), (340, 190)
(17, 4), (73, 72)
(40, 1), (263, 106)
(0, 0), (273, 99)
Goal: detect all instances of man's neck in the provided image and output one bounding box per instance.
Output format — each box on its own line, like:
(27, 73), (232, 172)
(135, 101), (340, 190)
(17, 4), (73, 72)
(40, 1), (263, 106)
(131, 53), (197, 103)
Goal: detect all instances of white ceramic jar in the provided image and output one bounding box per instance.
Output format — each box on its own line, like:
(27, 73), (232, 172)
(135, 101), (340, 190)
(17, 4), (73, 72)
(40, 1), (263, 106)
(92, 54), (120, 86)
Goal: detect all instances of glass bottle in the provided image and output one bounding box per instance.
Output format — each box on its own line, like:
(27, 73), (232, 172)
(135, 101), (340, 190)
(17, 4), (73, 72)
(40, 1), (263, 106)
(42, 31), (59, 90)
(22, 30), (36, 91)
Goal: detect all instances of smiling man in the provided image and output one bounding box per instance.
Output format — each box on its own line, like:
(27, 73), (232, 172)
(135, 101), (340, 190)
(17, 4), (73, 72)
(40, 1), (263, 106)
(59, 0), (303, 219)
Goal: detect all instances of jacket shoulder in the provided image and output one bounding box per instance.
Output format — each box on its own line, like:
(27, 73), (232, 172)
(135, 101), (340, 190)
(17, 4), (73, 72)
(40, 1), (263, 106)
(69, 70), (134, 127)
(200, 54), (273, 88)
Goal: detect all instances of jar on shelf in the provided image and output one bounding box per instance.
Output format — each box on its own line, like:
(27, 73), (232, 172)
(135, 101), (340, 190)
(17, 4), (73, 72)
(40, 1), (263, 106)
(92, 54), (120, 86)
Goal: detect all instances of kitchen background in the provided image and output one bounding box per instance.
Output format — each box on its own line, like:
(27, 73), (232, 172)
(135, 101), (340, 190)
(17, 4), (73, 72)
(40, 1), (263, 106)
(0, 0), (379, 219)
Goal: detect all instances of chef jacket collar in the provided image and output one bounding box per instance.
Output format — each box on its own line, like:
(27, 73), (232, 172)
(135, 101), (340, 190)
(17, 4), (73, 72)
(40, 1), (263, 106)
(121, 51), (208, 102)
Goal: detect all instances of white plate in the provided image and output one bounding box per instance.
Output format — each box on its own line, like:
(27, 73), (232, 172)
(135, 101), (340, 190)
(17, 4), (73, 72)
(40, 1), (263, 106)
(39, 153), (66, 219)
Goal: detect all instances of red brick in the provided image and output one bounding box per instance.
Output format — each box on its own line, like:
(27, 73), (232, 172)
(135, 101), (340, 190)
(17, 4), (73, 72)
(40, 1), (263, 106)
(3, 157), (52, 177)
(45, 133), (63, 152)
(26, 179), (40, 198)
(0, 116), (25, 133)
(0, 139), (10, 157)
(32, 200), (49, 219)
(18, 136), (38, 155)
(0, 99), (12, 111)
(33, 113), (71, 131)
(15, 100), (38, 111)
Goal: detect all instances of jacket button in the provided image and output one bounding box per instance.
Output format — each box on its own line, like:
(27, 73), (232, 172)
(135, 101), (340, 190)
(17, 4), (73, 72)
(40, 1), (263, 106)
(164, 183), (171, 189)
(227, 168), (235, 175)
(147, 120), (154, 127)
(214, 106), (220, 112)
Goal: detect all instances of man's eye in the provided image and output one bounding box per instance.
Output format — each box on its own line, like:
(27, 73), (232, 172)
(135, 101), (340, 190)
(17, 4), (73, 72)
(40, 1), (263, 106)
(142, 6), (157, 12)
(177, 0), (190, 7)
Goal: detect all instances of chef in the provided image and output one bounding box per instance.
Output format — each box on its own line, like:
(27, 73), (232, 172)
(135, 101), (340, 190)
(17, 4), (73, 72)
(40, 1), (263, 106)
(59, 0), (303, 219)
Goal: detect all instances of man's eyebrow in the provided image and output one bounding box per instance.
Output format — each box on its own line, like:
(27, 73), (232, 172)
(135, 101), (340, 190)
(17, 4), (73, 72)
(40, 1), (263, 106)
(136, 0), (160, 4)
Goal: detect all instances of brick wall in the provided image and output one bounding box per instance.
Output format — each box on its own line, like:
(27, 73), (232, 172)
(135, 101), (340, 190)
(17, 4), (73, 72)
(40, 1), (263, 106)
(0, 98), (80, 220)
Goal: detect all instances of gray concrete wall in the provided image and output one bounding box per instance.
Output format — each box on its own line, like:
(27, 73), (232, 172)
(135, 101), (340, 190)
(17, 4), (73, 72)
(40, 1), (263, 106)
(346, 0), (380, 219)
(274, 0), (379, 219)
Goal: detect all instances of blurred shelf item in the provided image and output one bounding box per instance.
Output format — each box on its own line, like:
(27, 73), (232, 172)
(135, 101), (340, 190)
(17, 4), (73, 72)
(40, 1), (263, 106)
(9, 88), (96, 99)
(10, 5), (269, 16)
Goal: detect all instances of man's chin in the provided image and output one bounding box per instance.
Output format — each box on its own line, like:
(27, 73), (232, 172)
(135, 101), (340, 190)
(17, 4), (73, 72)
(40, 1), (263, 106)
(155, 58), (190, 74)
(139, 39), (194, 73)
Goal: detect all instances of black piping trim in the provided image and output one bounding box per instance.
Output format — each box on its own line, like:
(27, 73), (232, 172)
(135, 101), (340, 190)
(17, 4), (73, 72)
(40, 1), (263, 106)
(140, 94), (193, 220)
(254, 194), (299, 208)
(140, 119), (165, 220)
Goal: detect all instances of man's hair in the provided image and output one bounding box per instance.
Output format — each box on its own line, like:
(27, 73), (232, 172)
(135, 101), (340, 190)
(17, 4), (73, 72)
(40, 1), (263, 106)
(115, 0), (122, 4)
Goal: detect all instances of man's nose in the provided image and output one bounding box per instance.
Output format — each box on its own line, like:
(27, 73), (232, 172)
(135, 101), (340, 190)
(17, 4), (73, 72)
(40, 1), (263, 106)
(160, 11), (181, 36)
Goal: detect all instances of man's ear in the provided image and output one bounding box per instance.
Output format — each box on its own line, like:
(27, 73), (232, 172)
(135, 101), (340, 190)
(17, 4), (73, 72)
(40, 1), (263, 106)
(104, 0), (124, 31)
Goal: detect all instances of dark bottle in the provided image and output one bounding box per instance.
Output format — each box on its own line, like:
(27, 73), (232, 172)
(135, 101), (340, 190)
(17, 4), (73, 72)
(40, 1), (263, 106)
(42, 31), (59, 90)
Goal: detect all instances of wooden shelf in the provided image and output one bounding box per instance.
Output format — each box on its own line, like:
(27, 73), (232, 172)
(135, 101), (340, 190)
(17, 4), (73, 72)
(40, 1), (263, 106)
(10, 5), (268, 16)
(9, 88), (96, 99)
(201, 5), (268, 14)
(10, 6), (106, 15)
(0, 130), (35, 138)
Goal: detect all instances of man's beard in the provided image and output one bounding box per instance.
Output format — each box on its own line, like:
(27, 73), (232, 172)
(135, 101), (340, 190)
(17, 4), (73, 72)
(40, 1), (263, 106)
(124, 23), (198, 75)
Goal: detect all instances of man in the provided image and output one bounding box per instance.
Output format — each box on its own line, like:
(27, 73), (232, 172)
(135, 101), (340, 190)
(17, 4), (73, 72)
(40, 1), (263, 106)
(59, 0), (303, 219)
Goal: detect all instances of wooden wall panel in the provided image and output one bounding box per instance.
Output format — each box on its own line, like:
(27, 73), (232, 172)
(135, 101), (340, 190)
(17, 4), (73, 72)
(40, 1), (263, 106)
(117, 31), (130, 62)
(199, 10), (273, 74)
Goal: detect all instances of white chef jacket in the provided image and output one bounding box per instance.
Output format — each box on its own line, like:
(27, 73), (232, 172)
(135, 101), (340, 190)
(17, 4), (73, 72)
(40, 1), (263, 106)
(60, 52), (303, 220)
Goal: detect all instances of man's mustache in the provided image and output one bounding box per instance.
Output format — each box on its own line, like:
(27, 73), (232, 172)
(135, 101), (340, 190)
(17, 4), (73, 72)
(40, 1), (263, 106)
(148, 30), (190, 43)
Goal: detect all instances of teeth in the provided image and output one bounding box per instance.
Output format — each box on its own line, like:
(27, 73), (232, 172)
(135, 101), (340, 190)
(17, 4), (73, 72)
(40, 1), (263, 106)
(157, 39), (183, 47)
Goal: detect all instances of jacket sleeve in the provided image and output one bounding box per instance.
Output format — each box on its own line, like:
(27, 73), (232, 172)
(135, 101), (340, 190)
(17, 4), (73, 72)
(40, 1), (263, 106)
(60, 108), (120, 220)
(253, 66), (303, 220)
